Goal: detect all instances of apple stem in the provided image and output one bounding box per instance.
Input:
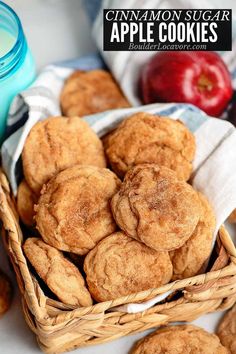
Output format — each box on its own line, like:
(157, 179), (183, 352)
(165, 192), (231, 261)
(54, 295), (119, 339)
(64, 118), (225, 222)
(198, 75), (213, 92)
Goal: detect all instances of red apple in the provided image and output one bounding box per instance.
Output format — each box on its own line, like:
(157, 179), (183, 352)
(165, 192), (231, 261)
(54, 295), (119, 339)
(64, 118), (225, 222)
(140, 51), (233, 117)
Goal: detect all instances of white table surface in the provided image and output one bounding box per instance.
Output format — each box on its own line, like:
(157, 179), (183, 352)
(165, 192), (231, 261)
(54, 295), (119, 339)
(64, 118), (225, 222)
(1, 1), (236, 353)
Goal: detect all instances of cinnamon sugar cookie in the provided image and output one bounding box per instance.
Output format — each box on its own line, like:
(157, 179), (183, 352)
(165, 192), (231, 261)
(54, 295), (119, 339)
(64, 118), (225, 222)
(104, 112), (195, 180)
(22, 116), (106, 195)
(60, 70), (130, 117)
(17, 179), (37, 226)
(84, 232), (172, 302)
(35, 165), (121, 255)
(217, 304), (236, 353)
(131, 325), (229, 354)
(111, 164), (201, 251)
(171, 192), (215, 280)
(23, 238), (92, 307)
(228, 209), (236, 223)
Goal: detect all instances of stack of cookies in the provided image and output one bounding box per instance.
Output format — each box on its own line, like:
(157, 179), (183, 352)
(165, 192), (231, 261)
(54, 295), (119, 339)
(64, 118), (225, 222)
(17, 71), (216, 307)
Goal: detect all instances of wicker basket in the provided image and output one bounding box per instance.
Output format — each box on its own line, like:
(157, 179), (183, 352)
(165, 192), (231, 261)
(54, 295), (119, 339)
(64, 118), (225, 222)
(0, 170), (236, 353)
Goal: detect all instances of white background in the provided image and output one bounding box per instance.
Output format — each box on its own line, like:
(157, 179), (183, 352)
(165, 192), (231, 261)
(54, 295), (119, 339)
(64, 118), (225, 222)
(0, 1), (236, 353)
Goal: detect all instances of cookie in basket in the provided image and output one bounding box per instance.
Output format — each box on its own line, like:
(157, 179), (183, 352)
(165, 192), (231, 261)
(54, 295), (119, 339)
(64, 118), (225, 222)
(23, 238), (93, 307)
(111, 164), (201, 252)
(17, 179), (37, 226)
(217, 304), (236, 353)
(131, 324), (229, 354)
(170, 191), (216, 280)
(0, 270), (13, 317)
(228, 209), (236, 223)
(60, 69), (130, 117)
(84, 231), (173, 302)
(35, 165), (121, 255)
(104, 112), (195, 180)
(22, 116), (106, 195)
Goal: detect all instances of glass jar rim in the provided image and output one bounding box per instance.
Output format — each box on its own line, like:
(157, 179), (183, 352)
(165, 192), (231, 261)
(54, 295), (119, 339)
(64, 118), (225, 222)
(0, 1), (23, 61)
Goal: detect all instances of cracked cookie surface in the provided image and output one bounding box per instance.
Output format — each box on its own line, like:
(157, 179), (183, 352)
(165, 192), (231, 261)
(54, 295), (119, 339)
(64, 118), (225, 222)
(84, 231), (173, 302)
(35, 165), (121, 255)
(104, 112), (195, 179)
(22, 116), (106, 195)
(217, 304), (236, 354)
(60, 69), (130, 117)
(170, 191), (215, 280)
(23, 238), (93, 307)
(17, 179), (37, 226)
(131, 325), (229, 354)
(111, 164), (201, 251)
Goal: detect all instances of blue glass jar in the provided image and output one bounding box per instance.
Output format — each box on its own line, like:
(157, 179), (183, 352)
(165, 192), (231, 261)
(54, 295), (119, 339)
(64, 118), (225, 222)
(0, 1), (35, 142)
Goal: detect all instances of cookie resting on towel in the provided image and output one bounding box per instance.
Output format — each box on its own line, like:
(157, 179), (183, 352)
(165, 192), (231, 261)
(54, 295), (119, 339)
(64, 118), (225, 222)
(104, 112), (195, 180)
(22, 116), (106, 195)
(60, 69), (130, 117)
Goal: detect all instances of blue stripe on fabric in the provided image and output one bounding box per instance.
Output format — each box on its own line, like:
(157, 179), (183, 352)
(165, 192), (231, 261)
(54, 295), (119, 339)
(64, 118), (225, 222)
(82, 0), (102, 23)
(180, 110), (207, 132)
(83, 103), (207, 136)
(5, 109), (29, 139)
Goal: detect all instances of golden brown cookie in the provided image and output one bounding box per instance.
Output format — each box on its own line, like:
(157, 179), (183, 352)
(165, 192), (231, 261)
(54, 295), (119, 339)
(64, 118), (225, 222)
(60, 69), (130, 117)
(84, 231), (173, 302)
(23, 238), (92, 307)
(131, 325), (229, 354)
(228, 209), (236, 223)
(35, 165), (121, 255)
(17, 179), (37, 226)
(0, 270), (13, 317)
(104, 112), (195, 180)
(217, 304), (236, 353)
(170, 192), (215, 280)
(22, 116), (106, 195)
(111, 164), (201, 252)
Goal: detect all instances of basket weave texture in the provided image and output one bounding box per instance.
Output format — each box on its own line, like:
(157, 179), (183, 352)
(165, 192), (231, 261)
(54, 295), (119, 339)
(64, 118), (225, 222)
(0, 170), (236, 353)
